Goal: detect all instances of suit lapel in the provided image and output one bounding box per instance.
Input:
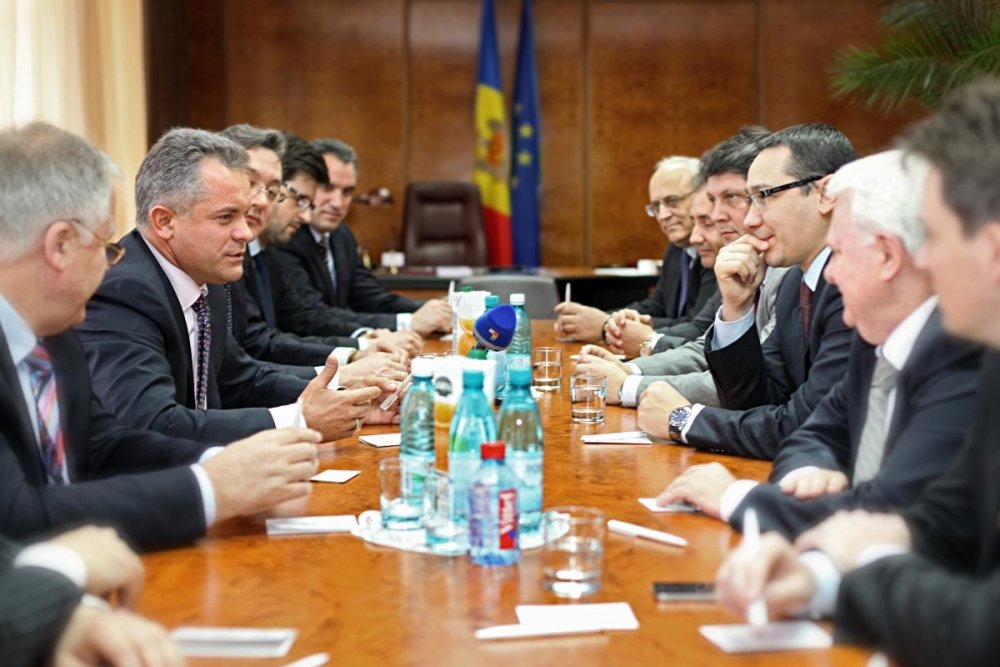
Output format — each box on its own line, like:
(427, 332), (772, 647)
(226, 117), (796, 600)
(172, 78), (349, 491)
(332, 228), (351, 308)
(0, 324), (47, 482)
(661, 245), (682, 316)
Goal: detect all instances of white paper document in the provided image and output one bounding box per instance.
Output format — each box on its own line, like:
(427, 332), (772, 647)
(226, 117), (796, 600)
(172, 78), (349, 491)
(359, 433), (402, 448)
(170, 627), (297, 658)
(516, 602), (639, 631)
(265, 515), (359, 536)
(699, 621), (832, 653)
(310, 469), (361, 484)
(638, 497), (699, 513)
(580, 431), (652, 445)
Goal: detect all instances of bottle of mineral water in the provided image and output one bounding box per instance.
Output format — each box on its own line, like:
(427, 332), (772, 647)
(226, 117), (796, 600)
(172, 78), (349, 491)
(483, 294), (507, 400)
(498, 366), (544, 542)
(468, 441), (520, 566)
(448, 367), (496, 527)
(398, 356), (436, 519)
(505, 293), (531, 388)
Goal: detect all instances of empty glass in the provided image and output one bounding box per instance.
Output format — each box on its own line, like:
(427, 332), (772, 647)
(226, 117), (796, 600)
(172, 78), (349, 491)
(542, 506), (606, 598)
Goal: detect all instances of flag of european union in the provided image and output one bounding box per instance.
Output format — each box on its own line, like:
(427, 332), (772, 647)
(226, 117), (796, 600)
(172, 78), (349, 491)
(510, 0), (541, 267)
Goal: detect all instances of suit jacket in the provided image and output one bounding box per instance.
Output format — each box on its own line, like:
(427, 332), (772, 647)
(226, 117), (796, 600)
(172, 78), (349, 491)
(276, 224), (422, 330)
(684, 263), (853, 459)
(0, 535), (81, 667)
(625, 244), (719, 328)
(831, 349), (1000, 666)
(731, 310), (982, 538)
(0, 327), (210, 550)
(76, 230), (307, 442)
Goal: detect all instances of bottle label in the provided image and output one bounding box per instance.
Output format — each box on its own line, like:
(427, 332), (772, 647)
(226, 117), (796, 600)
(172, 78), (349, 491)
(498, 488), (518, 550)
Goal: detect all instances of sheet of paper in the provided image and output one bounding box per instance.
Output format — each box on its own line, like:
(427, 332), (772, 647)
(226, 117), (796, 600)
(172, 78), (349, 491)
(170, 627), (297, 658)
(699, 621), (832, 653)
(580, 431), (652, 445)
(265, 515), (358, 536)
(310, 469), (360, 484)
(638, 497), (699, 513)
(515, 602), (639, 631)
(359, 433), (401, 448)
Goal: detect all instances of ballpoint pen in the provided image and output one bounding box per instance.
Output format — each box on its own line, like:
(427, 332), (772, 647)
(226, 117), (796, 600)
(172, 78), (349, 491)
(742, 508), (769, 627)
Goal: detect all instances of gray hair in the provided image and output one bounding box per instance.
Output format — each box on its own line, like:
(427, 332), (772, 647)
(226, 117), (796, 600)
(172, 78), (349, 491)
(654, 155), (700, 176)
(135, 128), (248, 228)
(311, 137), (359, 179)
(219, 124), (286, 157)
(826, 149), (930, 255)
(0, 122), (120, 261)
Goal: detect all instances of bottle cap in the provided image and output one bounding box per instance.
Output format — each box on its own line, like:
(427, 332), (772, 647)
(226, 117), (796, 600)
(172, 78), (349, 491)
(481, 441), (506, 460)
(510, 293), (525, 306)
(508, 367), (531, 387)
(485, 294), (500, 309)
(411, 356), (435, 378)
(461, 286), (473, 292)
(462, 368), (485, 386)
(466, 349), (488, 360)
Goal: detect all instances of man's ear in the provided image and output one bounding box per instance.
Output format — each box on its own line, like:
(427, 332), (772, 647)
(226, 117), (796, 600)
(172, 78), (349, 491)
(816, 175), (835, 216)
(981, 221), (1000, 287)
(147, 205), (176, 240)
(873, 231), (906, 283)
(41, 221), (75, 272)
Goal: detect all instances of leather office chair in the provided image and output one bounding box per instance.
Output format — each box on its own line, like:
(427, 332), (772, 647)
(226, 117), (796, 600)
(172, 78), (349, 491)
(401, 182), (488, 267)
(459, 275), (560, 319)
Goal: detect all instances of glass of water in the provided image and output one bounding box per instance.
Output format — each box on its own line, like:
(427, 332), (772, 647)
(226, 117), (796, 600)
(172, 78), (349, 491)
(531, 347), (563, 392)
(379, 458), (429, 530)
(423, 470), (468, 555)
(542, 506), (606, 598)
(570, 373), (606, 423)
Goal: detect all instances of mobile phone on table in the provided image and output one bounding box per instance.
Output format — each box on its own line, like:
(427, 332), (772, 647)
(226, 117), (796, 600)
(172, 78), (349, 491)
(652, 582), (716, 602)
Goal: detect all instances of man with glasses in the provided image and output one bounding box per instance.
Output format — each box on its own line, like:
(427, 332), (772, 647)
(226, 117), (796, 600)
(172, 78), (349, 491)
(555, 156), (717, 345)
(638, 123), (856, 461)
(277, 138), (451, 336)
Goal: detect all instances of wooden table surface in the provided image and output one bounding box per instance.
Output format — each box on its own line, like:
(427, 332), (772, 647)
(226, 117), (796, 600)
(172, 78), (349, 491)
(138, 323), (871, 666)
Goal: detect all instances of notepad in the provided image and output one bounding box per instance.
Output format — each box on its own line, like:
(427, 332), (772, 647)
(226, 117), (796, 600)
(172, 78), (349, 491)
(515, 602), (639, 631)
(265, 516), (358, 536)
(580, 431), (652, 445)
(310, 470), (361, 484)
(359, 433), (402, 448)
(170, 627), (297, 658)
(699, 621), (832, 653)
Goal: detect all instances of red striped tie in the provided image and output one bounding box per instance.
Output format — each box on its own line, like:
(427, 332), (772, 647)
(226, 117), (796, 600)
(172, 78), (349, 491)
(24, 344), (66, 484)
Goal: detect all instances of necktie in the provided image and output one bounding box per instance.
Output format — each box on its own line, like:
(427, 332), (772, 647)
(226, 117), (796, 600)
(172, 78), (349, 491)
(24, 344), (66, 484)
(676, 252), (692, 318)
(799, 282), (813, 346)
(253, 253), (277, 327)
(853, 356), (899, 484)
(318, 235), (337, 293)
(192, 294), (211, 411)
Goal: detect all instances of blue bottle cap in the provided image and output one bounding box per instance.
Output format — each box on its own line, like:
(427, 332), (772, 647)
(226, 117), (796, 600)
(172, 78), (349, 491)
(462, 368), (484, 388)
(508, 367), (531, 386)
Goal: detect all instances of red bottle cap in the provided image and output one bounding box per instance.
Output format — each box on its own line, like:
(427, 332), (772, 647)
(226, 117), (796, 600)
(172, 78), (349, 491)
(481, 441), (506, 460)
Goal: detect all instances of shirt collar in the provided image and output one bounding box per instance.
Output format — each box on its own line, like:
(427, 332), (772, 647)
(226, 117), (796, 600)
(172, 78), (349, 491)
(248, 239), (262, 257)
(878, 295), (939, 372)
(684, 245), (699, 261)
(802, 246), (832, 292)
(141, 234), (206, 310)
(308, 226), (328, 246)
(0, 292), (37, 366)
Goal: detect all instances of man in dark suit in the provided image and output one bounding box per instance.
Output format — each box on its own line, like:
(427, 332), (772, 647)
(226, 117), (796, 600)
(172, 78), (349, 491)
(0, 122), (321, 551)
(276, 137), (451, 336)
(0, 527), (182, 666)
(654, 151), (981, 537)
(714, 80), (1000, 666)
(554, 155), (718, 345)
(77, 128), (393, 443)
(637, 124), (857, 460)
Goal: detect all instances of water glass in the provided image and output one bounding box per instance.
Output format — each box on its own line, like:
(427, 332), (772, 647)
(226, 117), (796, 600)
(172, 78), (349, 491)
(570, 373), (606, 423)
(531, 347), (563, 392)
(423, 470), (468, 555)
(542, 506), (606, 598)
(379, 458), (430, 530)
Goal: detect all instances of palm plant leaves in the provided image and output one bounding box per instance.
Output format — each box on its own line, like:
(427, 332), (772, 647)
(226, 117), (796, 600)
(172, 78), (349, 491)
(831, 0), (1000, 112)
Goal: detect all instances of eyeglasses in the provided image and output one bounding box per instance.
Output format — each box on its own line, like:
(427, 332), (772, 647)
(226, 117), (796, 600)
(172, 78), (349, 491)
(251, 182), (286, 204)
(645, 191), (694, 218)
(284, 183), (315, 211)
(708, 191), (751, 210)
(747, 175), (822, 209)
(70, 219), (125, 266)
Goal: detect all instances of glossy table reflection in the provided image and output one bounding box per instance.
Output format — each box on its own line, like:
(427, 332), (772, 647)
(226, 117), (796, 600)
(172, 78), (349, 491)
(138, 322), (871, 666)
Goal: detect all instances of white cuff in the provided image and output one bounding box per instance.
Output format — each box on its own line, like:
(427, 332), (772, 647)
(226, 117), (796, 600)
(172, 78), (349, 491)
(711, 305), (755, 350)
(197, 446), (224, 465)
(356, 337), (370, 351)
(351, 327), (373, 338)
(624, 362), (641, 375)
(799, 550), (842, 618)
(331, 347), (355, 365)
(649, 332), (665, 349)
(720, 480), (759, 522)
(269, 403), (299, 429)
(13, 544), (87, 589)
(396, 313), (413, 331)
(620, 375), (643, 408)
(190, 464), (217, 527)
(679, 403), (706, 443)
(81, 594), (111, 611)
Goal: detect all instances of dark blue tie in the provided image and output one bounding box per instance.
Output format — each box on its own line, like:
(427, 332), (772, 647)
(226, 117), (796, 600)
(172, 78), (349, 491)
(253, 253), (277, 327)
(676, 252), (692, 318)
(192, 294), (210, 411)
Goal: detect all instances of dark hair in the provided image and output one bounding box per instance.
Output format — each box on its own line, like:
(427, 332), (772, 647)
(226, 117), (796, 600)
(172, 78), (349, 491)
(282, 133), (329, 185)
(219, 124), (286, 157)
(310, 137), (358, 177)
(903, 78), (1000, 235)
(699, 126), (772, 182)
(757, 122), (858, 181)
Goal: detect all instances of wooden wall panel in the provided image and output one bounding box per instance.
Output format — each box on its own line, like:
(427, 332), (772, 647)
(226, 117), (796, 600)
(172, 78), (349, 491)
(588, 1), (758, 266)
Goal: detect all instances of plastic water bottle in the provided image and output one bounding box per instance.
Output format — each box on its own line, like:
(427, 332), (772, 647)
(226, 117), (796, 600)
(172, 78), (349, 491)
(484, 294), (508, 400)
(505, 293), (531, 388)
(498, 366), (544, 542)
(399, 357), (436, 517)
(468, 441), (520, 566)
(448, 367), (497, 526)
(450, 286), (472, 356)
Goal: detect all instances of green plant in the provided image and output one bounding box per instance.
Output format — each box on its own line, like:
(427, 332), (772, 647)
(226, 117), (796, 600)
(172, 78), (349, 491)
(831, 0), (1000, 112)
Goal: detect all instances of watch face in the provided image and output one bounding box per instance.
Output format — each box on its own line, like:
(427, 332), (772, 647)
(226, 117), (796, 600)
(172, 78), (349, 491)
(669, 406), (692, 429)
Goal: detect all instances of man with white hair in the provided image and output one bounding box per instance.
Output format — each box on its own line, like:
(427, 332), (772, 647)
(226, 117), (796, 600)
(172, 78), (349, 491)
(554, 155), (718, 343)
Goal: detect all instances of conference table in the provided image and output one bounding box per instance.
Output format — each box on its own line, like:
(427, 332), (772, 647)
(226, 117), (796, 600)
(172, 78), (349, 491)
(138, 322), (872, 666)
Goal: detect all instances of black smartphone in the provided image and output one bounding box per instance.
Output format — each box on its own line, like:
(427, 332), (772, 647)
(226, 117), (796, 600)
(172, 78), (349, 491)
(652, 582), (716, 602)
